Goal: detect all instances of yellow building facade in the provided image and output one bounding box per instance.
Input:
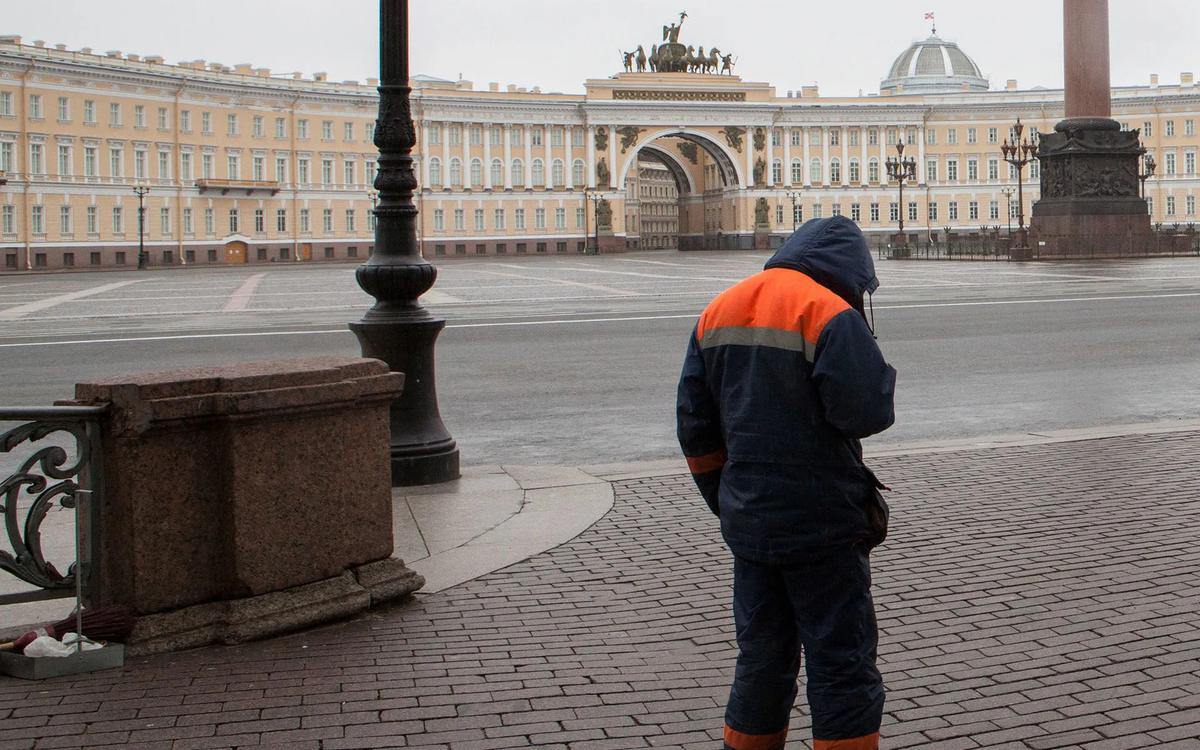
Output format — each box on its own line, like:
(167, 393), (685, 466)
(2, 31), (1199, 270)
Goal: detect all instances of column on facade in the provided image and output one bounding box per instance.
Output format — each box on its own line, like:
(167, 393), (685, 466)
(463, 123), (472, 189)
(917, 124), (926, 185)
(607, 124), (617, 189)
(483, 122), (493, 190)
(565, 125), (574, 189)
(783, 127), (793, 187)
(503, 123), (513, 190)
(745, 124), (754, 188)
(421, 121), (432, 186)
(802, 127), (812, 188)
(841, 126), (850, 186)
(822, 127), (831, 187)
(766, 126), (775, 187)
(523, 124), (532, 188)
(586, 124), (596, 188)
(860, 128), (869, 186)
(441, 121), (451, 187)
(879, 126), (888, 186)
(545, 126), (553, 190)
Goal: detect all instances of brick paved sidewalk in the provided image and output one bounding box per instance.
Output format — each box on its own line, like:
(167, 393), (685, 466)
(2, 430), (1200, 749)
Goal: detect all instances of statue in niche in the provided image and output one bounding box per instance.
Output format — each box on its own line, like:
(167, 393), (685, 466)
(595, 127), (608, 152)
(596, 198), (613, 230)
(753, 127), (765, 152)
(753, 158), (766, 187)
(721, 126), (744, 152)
(755, 197), (770, 226)
(596, 157), (610, 185)
(617, 126), (646, 153)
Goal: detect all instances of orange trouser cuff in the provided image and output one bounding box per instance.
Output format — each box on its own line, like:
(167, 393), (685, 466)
(814, 732), (880, 750)
(723, 725), (788, 750)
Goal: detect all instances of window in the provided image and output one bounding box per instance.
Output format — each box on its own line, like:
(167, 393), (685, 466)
(274, 157), (286, 183)
(947, 159), (959, 182)
(949, 201), (959, 220)
(886, 128), (897, 146)
(988, 158), (999, 181)
(112, 206), (123, 233)
(202, 153), (214, 179)
(86, 205), (97, 234)
(908, 202), (918, 222)
(515, 208), (526, 229)
(134, 105), (146, 128)
(1143, 121), (1153, 138)
(53, 144), (72, 176)
(490, 126), (503, 147)
(966, 128), (977, 144)
(1188, 152), (1197, 176)
(453, 208), (464, 231)
(297, 119), (309, 139)
(494, 208), (505, 229)
(793, 203), (804, 225)
(30, 205), (43, 234)
(275, 117), (286, 138)
(321, 159), (333, 184)
(1166, 195), (1176, 216)
(532, 159), (545, 187)
(297, 157), (309, 183)
(323, 208), (333, 232)
(470, 126), (483, 146)
(851, 203), (861, 222)
(867, 128), (879, 146)
(366, 159), (376, 185)
(829, 129), (840, 146)
(969, 201), (979, 220)
(228, 154), (240, 179)
(1187, 120), (1196, 137)
(28, 143), (43, 175)
(252, 116), (264, 137)
(180, 110), (191, 132)
(159, 151), (171, 179)
(791, 159), (803, 184)
(869, 203), (879, 222)
(1165, 152), (1177, 175)
(474, 208), (485, 231)
(989, 201), (999, 220)
(322, 121), (333, 140)
(204, 207), (215, 235)
(531, 128), (543, 146)
(161, 207), (171, 235)
(511, 127), (523, 147)
(183, 207), (193, 234)
(792, 129), (803, 147)
(533, 207), (546, 229)
(201, 111), (212, 134)
(849, 159), (860, 183)
(428, 124), (441, 145)
(57, 96), (69, 122)
(868, 158), (879, 183)
(831, 203), (842, 218)
(947, 128), (958, 145)
(470, 158), (483, 187)
(229, 208), (239, 233)
(1147, 197), (1153, 216)
(223, 114), (236, 136)
(491, 158), (503, 186)
(928, 203), (938, 221)
(433, 208), (445, 230)
(829, 159), (841, 183)
(926, 159), (937, 182)
(344, 122), (354, 141)
(849, 129), (860, 147)
(29, 94), (44, 119)
(810, 158), (822, 183)
(576, 207), (585, 228)
(0, 91), (11, 116)
(987, 127), (998, 144)
(0, 205), (12, 234)
(551, 159), (564, 187)
(889, 202), (899, 222)
(555, 207), (565, 230)
(429, 157), (442, 186)
(549, 127), (565, 147)
(925, 128), (936, 145)
(511, 159), (524, 187)
(133, 150), (147, 179)
(0, 142), (11, 173)
(812, 203), (823, 219)
(346, 209), (356, 232)
(771, 159), (782, 184)
(1188, 195), (1196, 215)
(109, 147), (122, 177)
(299, 208), (310, 232)
(344, 160), (355, 185)
(967, 159), (979, 181)
(449, 158), (462, 187)
(181, 152), (193, 181)
(1166, 120), (1175, 137)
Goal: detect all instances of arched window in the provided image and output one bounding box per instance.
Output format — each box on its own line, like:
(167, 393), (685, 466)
(830, 158), (841, 183)
(771, 159), (782, 185)
(429, 157), (442, 187)
(551, 159), (564, 187)
(572, 159), (586, 186)
(810, 158), (822, 184)
(511, 158), (524, 187)
(449, 157), (462, 187)
(532, 158), (545, 187)
(868, 157), (880, 183)
(469, 158), (483, 188)
(490, 158), (503, 186)
(849, 158), (861, 184)
(791, 159), (803, 184)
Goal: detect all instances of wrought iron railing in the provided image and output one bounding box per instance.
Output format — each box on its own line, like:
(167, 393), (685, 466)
(0, 406), (105, 606)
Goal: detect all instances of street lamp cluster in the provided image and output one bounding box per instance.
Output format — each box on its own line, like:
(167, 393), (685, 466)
(1000, 118), (1038, 254)
(884, 142), (917, 242)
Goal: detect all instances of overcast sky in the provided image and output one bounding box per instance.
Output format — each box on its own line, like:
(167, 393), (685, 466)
(7, 1), (1199, 96)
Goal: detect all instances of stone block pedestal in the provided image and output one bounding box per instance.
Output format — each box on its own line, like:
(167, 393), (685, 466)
(65, 357), (423, 654)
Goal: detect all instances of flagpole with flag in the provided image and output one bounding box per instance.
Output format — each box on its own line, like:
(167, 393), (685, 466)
(924, 11), (936, 35)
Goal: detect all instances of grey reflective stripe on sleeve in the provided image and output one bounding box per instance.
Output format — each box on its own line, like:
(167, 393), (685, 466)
(698, 326), (816, 361)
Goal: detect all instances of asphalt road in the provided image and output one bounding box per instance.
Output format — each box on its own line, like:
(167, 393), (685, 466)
(2, 253), (1199, 466)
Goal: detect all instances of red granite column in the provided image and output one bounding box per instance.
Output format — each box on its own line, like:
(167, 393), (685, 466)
(1063, 0), (1112, 120)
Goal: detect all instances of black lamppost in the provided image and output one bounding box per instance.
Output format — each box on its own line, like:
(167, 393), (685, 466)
(368, 189), (378, 232)
(584, 188), (601, 255)
(1000, 118), (1038, 254)
(1139, 149), (1157, 211)
(349, 0), (459, 486)
(133, 184), (150, 269)
(885, 141), (917, 245)
(786, 189), (801, 231)
(1001, 186), (1015, 236)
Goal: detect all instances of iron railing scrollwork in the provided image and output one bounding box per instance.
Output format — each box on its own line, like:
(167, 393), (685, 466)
(0, 406), (105, 606)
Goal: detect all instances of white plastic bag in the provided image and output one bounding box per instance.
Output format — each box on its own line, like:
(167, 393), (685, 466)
(22, 633), (102, 658)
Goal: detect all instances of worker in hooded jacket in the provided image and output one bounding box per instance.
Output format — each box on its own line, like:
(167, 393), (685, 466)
(677, 216), (897, 750)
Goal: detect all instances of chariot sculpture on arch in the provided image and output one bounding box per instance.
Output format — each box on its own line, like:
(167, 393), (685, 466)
(622, 11), (733, 75)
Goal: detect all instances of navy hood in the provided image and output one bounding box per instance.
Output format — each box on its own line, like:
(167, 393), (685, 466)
(764, 216), (879, 310)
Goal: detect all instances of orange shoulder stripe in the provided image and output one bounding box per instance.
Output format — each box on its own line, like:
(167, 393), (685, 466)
(697, 268), (849, 347)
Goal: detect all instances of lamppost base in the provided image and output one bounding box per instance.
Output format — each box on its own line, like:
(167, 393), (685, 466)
(350, 314), (460, 487)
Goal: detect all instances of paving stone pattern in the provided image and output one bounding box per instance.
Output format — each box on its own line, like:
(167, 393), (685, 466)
(2, 432), (1200, 749)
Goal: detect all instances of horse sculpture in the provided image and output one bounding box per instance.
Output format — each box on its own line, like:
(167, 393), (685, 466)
(705, 48), (721, 74)
(636, 45), (647, 72)
(649, 44), (658, 72)
(621, 50), (634, 73)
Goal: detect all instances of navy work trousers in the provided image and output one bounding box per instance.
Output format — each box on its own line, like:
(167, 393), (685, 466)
(723, 548), (883, 750)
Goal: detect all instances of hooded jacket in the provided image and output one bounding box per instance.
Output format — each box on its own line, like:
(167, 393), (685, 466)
(676, 216), (896, 562)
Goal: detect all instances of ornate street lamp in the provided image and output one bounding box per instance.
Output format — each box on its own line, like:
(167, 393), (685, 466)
(1139, 149), (1157, 211)
(349, 0), (459, 486)
(1000, 118), (1038, 254)
(885, 141), (917, 244)
(133, 184), (150, 269)
(1001, 186), (1015, 236)
(785, 189), (801, 231)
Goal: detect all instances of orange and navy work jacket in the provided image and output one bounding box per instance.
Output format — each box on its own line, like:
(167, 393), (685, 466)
(676, 218), (895, 561)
